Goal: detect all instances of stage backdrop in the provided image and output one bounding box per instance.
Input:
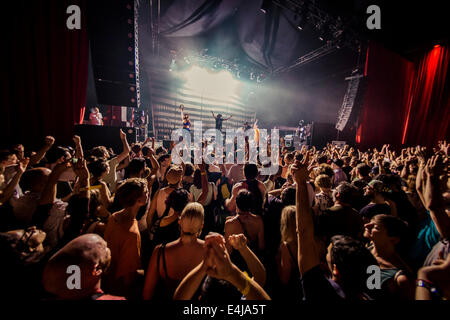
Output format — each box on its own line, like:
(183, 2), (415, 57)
(145, 60), (256, 140)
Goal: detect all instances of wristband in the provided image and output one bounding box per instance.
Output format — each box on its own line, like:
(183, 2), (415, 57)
(201, 171), (207, 176)
(416, 279), (441, 297)
(240, 271), (251, 297)
(79, 185), (101, 192)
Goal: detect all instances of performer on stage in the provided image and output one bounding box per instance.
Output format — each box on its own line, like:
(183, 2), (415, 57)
(180, 105), (191, 132)
(253, 119), (260, 146)
(211, 111), (232, 131)
(89, 107), (103, 126)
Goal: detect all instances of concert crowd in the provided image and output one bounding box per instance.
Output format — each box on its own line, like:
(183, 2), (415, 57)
(0, 129), (449, 301)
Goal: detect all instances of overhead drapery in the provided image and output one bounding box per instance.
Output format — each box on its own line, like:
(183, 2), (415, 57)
(401, 45), (450, 147)
(1, 0), (89, 149)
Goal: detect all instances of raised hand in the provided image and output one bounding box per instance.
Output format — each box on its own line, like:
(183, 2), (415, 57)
(73, 158), (89, 180)
(44, 136), (55, 147)
(205, 238), (235, 281)
(291, 160), (309, 184)
(73, 135), (81, 145)
(18, 157), (30, 174)
(228, 234), (247, 251)
(119, 129), (127, 141)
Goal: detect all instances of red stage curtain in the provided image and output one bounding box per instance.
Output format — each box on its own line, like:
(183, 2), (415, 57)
(401, 45), (450, 147)
(1, 0), (88, 149)
(357, 42), (415, 150)
(358, 42), (450, 150)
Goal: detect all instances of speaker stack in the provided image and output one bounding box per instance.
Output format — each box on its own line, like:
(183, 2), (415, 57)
(87, 0), (139, 108)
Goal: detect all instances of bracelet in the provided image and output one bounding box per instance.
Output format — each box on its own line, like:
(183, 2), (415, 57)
(79, 185), (101, 192)
(416, 279), (441, 296)
(240, 271), (251, 297)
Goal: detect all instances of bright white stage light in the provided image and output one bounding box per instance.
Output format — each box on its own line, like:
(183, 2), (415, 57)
(182, 66), (240, 100)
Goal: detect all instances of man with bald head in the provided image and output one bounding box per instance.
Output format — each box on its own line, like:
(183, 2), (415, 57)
(42, 234), (125, 300)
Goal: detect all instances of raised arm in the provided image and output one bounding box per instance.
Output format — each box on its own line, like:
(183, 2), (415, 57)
(61, 159), (90, 243)
(173, 261), (208, 300)
(72, 135), (84, 160)
(225, 115), (233, 121)
(291, 160), (320, 276)
(116, 129), (131, 163)
(0, 158), (29, 205)
(211, 111), (216, 119)
(207, 237), (270, 300)
(29, 136), (55, 166)
(39, 161), (71, 206)
(228, 234), (266, 286)
(423, 155), (450, 239)
(196, 162), (210, 205)
(180, 105), (185, 122)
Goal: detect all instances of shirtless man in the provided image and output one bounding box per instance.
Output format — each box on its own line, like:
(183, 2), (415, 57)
(42, 234), (125, 300)
(224, 190), (264, 255)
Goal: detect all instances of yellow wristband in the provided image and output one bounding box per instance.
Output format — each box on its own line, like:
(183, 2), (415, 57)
(201, 171), (207, 176)
(241, 271), (251, 297)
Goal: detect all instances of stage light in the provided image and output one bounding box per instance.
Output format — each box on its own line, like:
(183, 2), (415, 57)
(260, 0), (271, 14)
(182, 66), (240, 100)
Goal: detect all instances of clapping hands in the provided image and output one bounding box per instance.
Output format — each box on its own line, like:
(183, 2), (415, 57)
(203, 233), (236, 281)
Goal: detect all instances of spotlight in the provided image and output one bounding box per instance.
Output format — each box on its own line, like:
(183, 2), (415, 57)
(260, 0), (271, 14)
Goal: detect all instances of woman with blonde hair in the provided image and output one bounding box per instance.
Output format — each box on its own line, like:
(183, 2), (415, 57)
(276, 205), (302, 300)
(313, 174), (334, 215)
(143, 202), (205, 300)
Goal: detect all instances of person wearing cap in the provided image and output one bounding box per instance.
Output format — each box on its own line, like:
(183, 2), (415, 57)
(331, 158), (348, 187)
(360, 180), (394, 223)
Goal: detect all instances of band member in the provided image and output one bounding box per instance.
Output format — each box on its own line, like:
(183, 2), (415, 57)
(253, 119), (260, 146)
(89, 107), (103, 126)
(180, 105), (191, 132)
(211, 111), (232, 131)
(243, 121), (252, 132)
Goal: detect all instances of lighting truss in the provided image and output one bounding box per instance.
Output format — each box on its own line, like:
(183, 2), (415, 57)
(181, 52), (268, 83)
(273, 40), (338, 74)
(271, 0), (362, 75)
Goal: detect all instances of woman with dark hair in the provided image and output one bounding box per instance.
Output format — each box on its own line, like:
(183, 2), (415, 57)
(87, 158), (112, 208)
(364, 214), (415, 299)
(189, 169), (216, 206)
